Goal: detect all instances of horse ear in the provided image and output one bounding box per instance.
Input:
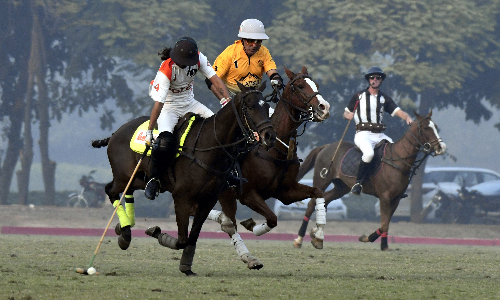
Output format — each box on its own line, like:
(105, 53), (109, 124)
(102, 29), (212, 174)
(413, 110), (421, 119)
(426, 109), (433, 117)
(284, 66), (294, 80)
(258, 80), (267, 92)
(236, 81), (246, 91)
(301, 66), (308, 75)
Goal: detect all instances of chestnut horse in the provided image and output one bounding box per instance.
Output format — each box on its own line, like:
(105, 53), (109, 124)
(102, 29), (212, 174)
(294, 111), (446, 250)
(208, 66), (330, 267)
(92, 82), (276, 275)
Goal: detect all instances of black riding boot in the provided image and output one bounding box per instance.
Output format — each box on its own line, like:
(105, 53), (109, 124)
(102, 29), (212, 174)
(145, 132), (175, 200)
(351, 161), (370, 195)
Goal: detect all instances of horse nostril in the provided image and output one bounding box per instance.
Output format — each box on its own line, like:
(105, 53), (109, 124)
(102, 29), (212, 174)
(319, 104), (325, 111)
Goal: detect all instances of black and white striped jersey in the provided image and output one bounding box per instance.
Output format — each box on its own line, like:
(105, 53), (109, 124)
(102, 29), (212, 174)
(346, 89), (399, 125)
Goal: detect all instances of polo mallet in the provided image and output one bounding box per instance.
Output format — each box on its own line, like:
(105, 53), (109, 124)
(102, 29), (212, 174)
(75, 145), (150, 275)
(320, 101), (358, 178)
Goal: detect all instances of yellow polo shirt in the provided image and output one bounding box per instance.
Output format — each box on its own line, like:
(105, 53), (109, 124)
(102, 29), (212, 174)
(213, 40), (277, 94)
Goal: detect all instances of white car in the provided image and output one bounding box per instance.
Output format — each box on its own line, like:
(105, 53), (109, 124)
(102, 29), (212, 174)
(273, 179), (348, 220)
(375, 167), (500, 220)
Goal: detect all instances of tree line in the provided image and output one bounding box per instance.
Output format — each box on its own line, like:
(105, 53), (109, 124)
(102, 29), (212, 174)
(1, 0), (499, 219)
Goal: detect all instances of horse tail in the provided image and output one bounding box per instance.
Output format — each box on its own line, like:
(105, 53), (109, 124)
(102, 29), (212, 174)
(297, 144), (328, 180)
(91, 137), (110, 148)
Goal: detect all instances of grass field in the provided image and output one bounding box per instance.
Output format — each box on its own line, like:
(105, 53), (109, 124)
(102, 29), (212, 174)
(2, 235), (500, 300)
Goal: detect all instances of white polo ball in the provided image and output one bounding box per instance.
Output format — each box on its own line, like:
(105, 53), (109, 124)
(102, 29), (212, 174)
(87, 267), (96, 275)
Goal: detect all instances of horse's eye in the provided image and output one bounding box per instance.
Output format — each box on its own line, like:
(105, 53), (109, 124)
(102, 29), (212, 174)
(298, 85), (304, 89)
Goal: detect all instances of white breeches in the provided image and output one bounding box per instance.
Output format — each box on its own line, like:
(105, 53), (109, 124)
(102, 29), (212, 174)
(354, 131), (393, 163)
(157, 100), (214, 133)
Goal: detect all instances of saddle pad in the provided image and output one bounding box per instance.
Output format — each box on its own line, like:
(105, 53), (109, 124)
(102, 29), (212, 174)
(129, 116), (197, 156)
(340, 143), (388, 178)
(130, 120), (158, 156)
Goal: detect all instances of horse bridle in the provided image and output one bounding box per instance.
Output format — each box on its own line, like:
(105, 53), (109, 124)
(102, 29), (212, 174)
(406, 116), (443, 156)
(231, 89), (274, 144)
(270, 74), (320, 123)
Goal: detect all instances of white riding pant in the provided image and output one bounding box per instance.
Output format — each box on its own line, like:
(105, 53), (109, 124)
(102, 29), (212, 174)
(354, 131), (393, 163)
(157, 100), (214, 133)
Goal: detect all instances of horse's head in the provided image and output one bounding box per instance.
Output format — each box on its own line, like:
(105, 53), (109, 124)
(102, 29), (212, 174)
(410, 110), (446, 156)
(282, 66), (330, 122)
(234, 81), (276, 149)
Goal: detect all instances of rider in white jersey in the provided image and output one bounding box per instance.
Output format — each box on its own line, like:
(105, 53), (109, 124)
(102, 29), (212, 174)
(144, 37), (232, 200)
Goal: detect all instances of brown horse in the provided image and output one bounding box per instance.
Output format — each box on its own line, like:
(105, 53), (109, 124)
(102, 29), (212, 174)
(293, 111), (446, 250)
(92, 82), (276, 275)
(207, 66), (331, 267)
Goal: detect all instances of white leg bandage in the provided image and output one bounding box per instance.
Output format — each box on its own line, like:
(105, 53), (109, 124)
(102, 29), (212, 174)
(231, 233), (249, 258)
(207, 210), (222, 223)
(315, 198), (326, 225)
(252, 222), (272, 236)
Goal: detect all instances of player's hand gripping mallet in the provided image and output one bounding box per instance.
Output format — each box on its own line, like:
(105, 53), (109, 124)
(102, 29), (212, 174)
(75, 145), (150, 275)
(320, 102), (358, 178)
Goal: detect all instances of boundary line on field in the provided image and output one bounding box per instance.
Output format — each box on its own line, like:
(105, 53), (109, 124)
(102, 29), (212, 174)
(2, 226), (500, 246)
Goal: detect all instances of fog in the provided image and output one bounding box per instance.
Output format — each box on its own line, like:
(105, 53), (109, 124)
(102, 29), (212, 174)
(12, 99), (500, 193)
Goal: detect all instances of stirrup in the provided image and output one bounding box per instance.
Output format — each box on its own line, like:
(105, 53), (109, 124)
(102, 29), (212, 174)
(351, 182), (362, 195)
(145, 178), (160, 200)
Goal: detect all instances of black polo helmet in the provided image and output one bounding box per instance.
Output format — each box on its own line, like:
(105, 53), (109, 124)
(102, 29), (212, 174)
(364, 66), (386, 81)
(170, 37), (199, 66)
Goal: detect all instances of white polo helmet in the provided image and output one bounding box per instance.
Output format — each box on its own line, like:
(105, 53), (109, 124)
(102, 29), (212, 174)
(238, 19), (269, 40)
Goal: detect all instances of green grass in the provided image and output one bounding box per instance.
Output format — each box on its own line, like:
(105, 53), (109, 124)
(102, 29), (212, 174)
(1, 235), (500, 299)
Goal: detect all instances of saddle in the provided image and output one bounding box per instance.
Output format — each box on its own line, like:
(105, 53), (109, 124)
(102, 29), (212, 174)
(129, 113), (198, 156)
(340, 140), (389, 178)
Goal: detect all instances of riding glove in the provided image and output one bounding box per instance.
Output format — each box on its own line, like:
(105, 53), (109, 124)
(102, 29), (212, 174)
(270, 73), (284, 90)
(145, 130), (154, 146)
(220, 97), (230, 107)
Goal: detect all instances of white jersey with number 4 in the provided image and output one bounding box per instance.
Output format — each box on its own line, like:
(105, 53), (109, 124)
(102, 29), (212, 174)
(149, 52), (216, 107)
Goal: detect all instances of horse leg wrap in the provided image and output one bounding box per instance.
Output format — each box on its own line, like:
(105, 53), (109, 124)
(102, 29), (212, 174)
(125, 195), (135, 228)
(207, 210), (222, 223)
(158, 233), (179, 250)
(179, 245), (196, 273)
(252, 222), (272, 236)
(113, 200), (131, 228)
(231, 233), (250, 263)
(298, 216), (310, 238)
(368, 229), (382, 242)
(217, 211), (236, 236)
(381, 232), (388, 250)
(315, 198), (326, 226)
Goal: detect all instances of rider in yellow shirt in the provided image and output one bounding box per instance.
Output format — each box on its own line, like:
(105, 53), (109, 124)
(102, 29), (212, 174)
(206, 19), (283, 106)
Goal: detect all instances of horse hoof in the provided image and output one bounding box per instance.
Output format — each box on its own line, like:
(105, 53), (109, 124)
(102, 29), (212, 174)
(310, 237), (323, 249)
(310, 228), (323, 249)
(114, 223), (121, 235)
(182, 270), (197, 276)
(240, 218), (256, 231)
(145, 226), (161, 238)
(293, 238), (302, 248)
(359, 234), (369, 243)
(117, 225), (131, 250)
(247, 257), (263, 270)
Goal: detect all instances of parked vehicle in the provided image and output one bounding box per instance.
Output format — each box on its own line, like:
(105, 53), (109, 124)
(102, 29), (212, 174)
(67, 170), (108, 208)
(273, 179), (348, 220)
(375, 167), (500, 221)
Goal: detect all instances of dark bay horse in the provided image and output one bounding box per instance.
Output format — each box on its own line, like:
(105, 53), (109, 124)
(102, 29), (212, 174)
(208, 66), (331, 267)
(294, 111), (446, 250)
(92, 82), (276, 275)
